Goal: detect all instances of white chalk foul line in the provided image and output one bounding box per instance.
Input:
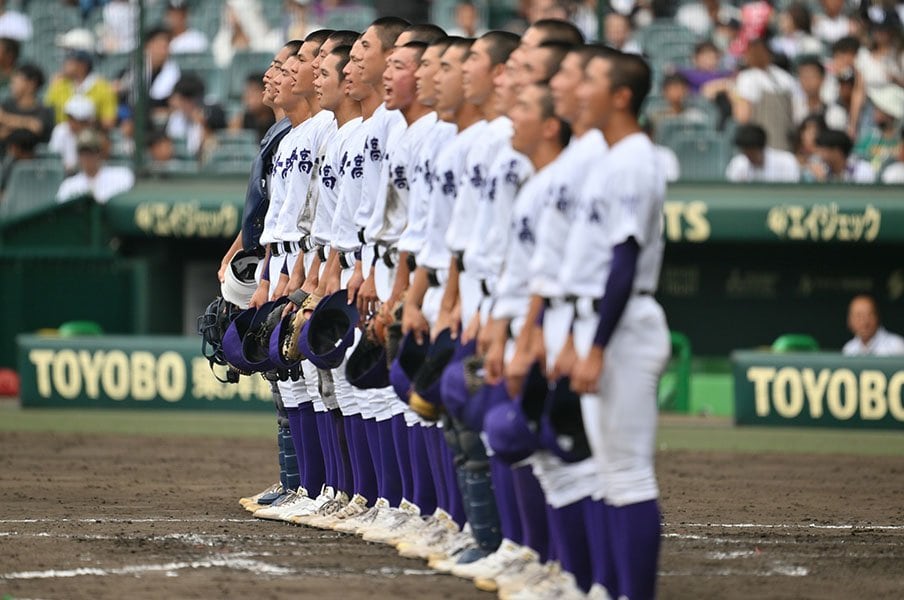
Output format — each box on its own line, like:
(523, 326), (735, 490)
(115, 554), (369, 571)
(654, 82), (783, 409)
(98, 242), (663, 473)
(668, 522), (904, 531)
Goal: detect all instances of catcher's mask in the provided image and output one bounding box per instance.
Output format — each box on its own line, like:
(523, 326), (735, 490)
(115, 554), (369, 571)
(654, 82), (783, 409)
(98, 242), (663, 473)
(298, 289), (359, 369)
(197, 296), (243, 382)
(539, 377), (592, 463)
(221, 249), (261, 307)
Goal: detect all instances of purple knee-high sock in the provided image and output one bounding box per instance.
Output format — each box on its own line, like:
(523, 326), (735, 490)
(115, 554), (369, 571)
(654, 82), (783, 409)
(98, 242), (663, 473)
(408, 425), (437, 514)
(362, 417), (382, 497)
(344, 416), (361, 494)
(544, 505), (558, 563)
(440, 434), (466, 527)
(586, 499), (616, 592)
(315, 411), (335, 491)
(424, 426), (448, 512)
(297, 402), (325, 494)
(377, 418), (403, 506)
(285, 407), (306, 490)
(333, 410), (353, 495)
(608, 500), (660, 600)
(512, 465), (550, 561)
(548, 499), (594, 592)
(351, 416), (378, 502)
(489, 455), (521, 544)
(391, 414), (414, 503)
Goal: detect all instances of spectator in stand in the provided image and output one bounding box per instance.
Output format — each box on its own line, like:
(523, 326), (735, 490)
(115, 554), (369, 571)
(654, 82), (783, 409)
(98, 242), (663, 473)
(855, 83), (904, 174)
(681, 41), (734, 95)
(676, 0), (741, 38)
(0, 0), (31, 42)
(879, 126), (904, 184)
(0, 64), (55, 150)
(603, 11), (642, 55)
(771, 3), (823, 61)
(165, 0), (209, 54)
(56, 128), (134, 204)
(285, 0), (325, 41)
(48, 95), (96, 174)
(842, 294), (904, 356)
(0, 37), (19, 100)
(642, 119), (680, 182)
(648, 73), (709, 131)
(731, 0), (773, 58)
(116, 26), (181, 113)
(793, 113), (827, 169)
(726, 123), (800, 182)
(212, 0), (281, 69)
(807, 128), (875, 183)
(855, 15), (904, 92)
(529, 0), (569, 22)
(99, 0), (138, 54)
(793, 56), (847, 128)
(229, 73), (275, 142)
(147, 128), (175, 163)
(732, 37), (796, 151)
(570, 0), (599, 42)
(0, 127), (37, 192)
(448, 1), (486, 37)
(45, 49), (117, 129)
(813, 0), (853, 45)
(198, 102), (227, 166)
(166, 73), (205, 158)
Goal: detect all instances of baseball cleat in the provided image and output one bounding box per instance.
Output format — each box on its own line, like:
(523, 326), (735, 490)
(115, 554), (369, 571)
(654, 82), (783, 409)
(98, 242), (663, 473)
(291, 487), (343, 526)
(494, 561), (562, 598)
(429, 544), (483, 573)
(240, 482), (283, 510)
(585, 583), (614, 600)
(307, 493), (366, 529)
(473, 555), (548, 593)
(500, 569), (585, 600)
(333, 497), (389, 533)
(253, 488), (307, 520)
(360, 499), (421, 542)
(450, 539), (530, 580)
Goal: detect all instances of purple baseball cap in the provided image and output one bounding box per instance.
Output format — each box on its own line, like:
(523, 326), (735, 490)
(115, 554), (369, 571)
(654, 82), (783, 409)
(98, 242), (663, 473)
(297, 289), (359, 369)
(538, 376), (592, 463)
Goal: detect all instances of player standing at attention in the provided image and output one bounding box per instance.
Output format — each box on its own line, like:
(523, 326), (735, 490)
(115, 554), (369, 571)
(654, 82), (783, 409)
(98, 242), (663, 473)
(562, 50), (670, 600)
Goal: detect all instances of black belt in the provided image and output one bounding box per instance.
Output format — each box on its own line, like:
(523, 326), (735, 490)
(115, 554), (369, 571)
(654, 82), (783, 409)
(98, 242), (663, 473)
(455, 251), (465, 273)
(300, 235), (316, 253)
(269, 241), (300, 256)
(316, 245), (327, 262)
(543, 291), (653, 311)
(480, 279), (491, 297)
(406, 253), (417, 271)
(339, 251), (356, 269)
(426, 269), (441, 287)
(357, 228), (366, 243)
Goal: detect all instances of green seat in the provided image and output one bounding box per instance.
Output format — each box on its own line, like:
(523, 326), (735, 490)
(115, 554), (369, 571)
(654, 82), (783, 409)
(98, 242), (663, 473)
(218, 129), (258, 146)
(772, 334), (820, 353)
(669, 131), (731, 182)
(657, 117), (715, 147)
(659, 331), (693, 413)
(324, 6), (379, 31)
(228, 51), (276, 101)
(0, 159), (66, 222)
(58, 321), (104, 337)
(202, 144), (258, 175)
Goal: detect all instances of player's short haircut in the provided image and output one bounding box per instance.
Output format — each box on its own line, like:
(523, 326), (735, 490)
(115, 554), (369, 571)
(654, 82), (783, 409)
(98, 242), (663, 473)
(583, 43), (621, 65)
(733, 124), (767, 149)
(0, 37), (21, 62)
(796, 55), (825, 76)
(329, 45), (353, 81)
(816, 128), (853, 157)
(531, 18), (584, 45)
(405, 24), (447, 45)
(402, 41), (430, 62)
(442, 36), (475, 59)
(831, 35), (860, 56)
(428, 36), (454, 55)
(283, 39), (304, 56)
(370, 16), (411, 50)
(327, 30), (360, 48)
(530, 82), (572, 148)
(479, 30), (521, 66)
(305, 29), (334, 49)
(608, 51), (652, 117)
(536, 40), (574, 79)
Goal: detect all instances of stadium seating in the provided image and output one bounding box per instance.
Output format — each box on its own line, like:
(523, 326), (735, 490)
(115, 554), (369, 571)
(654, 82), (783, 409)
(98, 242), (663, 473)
(670, 131), (732, 181)
(202, 143), (259, 175)
(0, 159), (66, 221)
(228, 51), (276, 101)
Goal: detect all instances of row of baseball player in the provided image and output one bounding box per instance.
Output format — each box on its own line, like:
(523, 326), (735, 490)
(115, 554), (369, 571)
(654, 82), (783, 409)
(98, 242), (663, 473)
(212, 17), (670, 600)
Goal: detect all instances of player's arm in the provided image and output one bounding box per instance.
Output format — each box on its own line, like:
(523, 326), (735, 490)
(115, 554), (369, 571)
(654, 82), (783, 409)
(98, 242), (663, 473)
(271, 259), (290, 298)
(248, 248), (272, 308)
(301, 252), (321, 294)
(570, 237), (640, 394)
(402, 266), (430, 344)
(319, 249), (342, 296)
(218, 232), (243, 282)
(504, 295), (545, 397)
(434, 256), (461, 337)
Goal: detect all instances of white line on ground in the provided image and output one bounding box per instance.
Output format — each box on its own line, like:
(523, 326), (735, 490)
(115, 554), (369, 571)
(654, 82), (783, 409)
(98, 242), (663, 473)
(669, 522), (904, 531)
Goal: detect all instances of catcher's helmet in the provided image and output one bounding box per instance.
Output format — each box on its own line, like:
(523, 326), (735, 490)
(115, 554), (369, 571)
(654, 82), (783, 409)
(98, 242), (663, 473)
(221, 249), (261, 308)
(198, 296), (242, 367)
(298, 289), (359, 369)
(409, 328), (456, 421)
(539, 377), (592, 463)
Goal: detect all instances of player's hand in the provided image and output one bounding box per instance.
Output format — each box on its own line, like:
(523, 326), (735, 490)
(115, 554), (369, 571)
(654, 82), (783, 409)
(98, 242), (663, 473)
(477, 316), (495, 357)
(358, 273), (378, 316)
(504, 345), (532, 399)
(551, 334), (577, 380)
(324, 271), (341, 296)
(484, 335), (505, 385)
(402, 303), (430, 345)
(301, 271), (318, 294)
(248, 282), (269, 309)
(346, 269), (364, 305)
(433, 303), (460, 341)
(271, 273), (289, 299)
(570, 345), (605, 395)
(461, 312), (480, 345)
(285, 272), (304, 295)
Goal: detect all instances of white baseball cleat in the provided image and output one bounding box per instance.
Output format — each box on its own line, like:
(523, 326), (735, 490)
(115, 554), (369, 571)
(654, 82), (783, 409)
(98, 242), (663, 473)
(291, 487), (344, 526)
(240, 482), (281, 508)
(450, 539), (533, 580)
(308, 493), (368, 529)
(474, 558), (551, 593)
(501, 569), (586, 600)
(252, 488), (304, 520)
(360, 500), (424, 543)
(333, 497), (390, 533)
(585, 582), (614, 600)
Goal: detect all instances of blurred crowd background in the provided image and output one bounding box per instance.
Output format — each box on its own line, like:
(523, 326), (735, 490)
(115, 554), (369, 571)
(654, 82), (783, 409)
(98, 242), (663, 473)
(0, 0), (901, 211)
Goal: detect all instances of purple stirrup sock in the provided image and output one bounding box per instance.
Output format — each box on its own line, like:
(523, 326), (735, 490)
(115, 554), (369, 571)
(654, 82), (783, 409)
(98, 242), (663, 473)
(423, 426), (448, 513)
(408, 425), (437, 514)
(315, 411), (335, 490)
(544, 505), (558, 562)
(363, 417), (382, 497)
(333, 409), (353, 495)
(297, 402), (325, 494)
(285, 407), (306, 489)
(441, 433), (467, 527)
(344, 416), (361, 494)
(608, 500), (660, 600)
(548, 499), (594, 592)
(489, 455), (522, 544)
(512, 465), (550, 561)
(586, 499), (616, 591)
(377, 418), (403, 506)
(391, 414), (414, 503)
(352, 416), (378, 502)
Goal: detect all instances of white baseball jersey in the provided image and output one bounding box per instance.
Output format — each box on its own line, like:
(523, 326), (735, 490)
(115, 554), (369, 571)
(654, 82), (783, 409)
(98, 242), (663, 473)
(298, 117), (339, 238)
(311, 117), (364, 247)
(352, 103), (406, 233)
(365, 111), (439, 247)
(330, 116), (372, 252)
(559, 132), (665, 298)
(528, 129), (608, 299)
(397, 119), (457, 256)
(416, 120), (487, 271)
(259, 121), (306, 246)
(445, 116), (511, 253)
(491, 164), (557, 321)
(271, 109), (335, 243)
(462, 144), (533, 282)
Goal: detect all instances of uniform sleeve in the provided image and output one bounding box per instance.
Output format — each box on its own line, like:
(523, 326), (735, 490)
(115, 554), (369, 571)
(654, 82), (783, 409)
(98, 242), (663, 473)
(593, 238), (638, 347)
(604, 167), (658, 250)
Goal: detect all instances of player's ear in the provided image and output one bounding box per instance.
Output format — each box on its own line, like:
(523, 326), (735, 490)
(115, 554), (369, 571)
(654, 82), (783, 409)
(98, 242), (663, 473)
(541, 115), (559, 142)
(612, 84), (633, 114)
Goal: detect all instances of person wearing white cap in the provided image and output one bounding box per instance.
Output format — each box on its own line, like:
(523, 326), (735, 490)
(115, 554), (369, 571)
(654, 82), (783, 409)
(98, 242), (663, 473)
(0, 0), (32, 42)
(56, 128), (134, 204)
(48, 95), (96, 174)
(44, 46), (118, 129)
(854, 83), (904, 175)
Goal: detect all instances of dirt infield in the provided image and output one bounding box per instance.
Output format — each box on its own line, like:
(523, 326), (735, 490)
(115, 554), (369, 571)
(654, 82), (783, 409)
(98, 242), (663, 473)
(1, 431), (902, 600)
